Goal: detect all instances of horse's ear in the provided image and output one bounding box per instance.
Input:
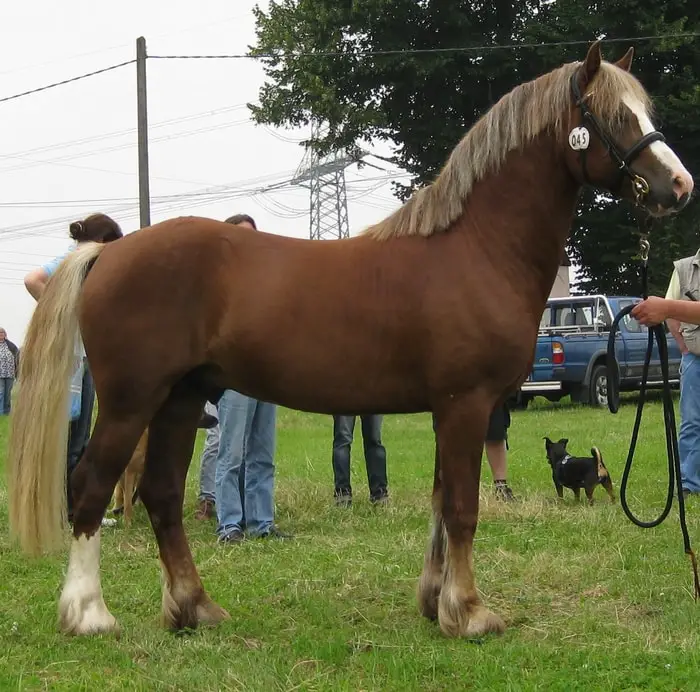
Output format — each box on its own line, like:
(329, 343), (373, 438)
(615, 46), (634, 72)
(580, 40), (603, 88)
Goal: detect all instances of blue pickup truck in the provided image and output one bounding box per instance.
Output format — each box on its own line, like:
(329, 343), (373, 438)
(515, 295), (682, 408)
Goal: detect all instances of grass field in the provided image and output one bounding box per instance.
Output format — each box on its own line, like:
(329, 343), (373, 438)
(2, 395), (700, 691)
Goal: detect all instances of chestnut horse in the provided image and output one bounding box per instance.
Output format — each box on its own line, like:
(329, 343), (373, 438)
(7, 42), (693, 639)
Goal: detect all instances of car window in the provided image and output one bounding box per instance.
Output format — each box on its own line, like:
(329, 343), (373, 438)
(540, 306), (552, 329)
(596, 301), (613, 328)
(617, 299), (646, 333)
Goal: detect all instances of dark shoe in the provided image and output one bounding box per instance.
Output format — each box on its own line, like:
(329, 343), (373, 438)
(494, 481), (516, 502)
(370, 491), (389, 506)
(258, 525), (293, 539)
(218, 528), (244, 544)
(334, 490), (352, 507)
(195, 498), (216, 521)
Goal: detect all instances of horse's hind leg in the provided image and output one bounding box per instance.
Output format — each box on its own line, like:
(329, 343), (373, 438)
(138, 385), (230, 631)
(433, 396), (506, 638)
(417, 444), (446, 620)
(60, 417), (145, 636)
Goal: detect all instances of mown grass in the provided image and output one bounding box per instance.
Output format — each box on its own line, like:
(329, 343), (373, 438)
(1, 395), (700, 691)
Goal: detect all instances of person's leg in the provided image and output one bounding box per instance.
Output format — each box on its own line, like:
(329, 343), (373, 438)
(360, 414), (389, 503)
(67, 360), (96, 520)
(4, 377), (13, 414)
(678, 353), (700, 494)
(244, 401), (289, 537)
(213, 390), (250, 542)
(196, 402), (219, 519)
(0, 378), (6, 415)
(332, 415), (356, 505)
(484, 404), (515, 501)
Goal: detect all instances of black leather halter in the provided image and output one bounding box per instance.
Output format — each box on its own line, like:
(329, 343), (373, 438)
(570, 68), (665, 205)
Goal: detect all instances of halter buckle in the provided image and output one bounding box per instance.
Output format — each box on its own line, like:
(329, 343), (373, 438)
(632, 175), (650, 205)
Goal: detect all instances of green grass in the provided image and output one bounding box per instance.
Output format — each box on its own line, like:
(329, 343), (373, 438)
(2, 395), (700, 691)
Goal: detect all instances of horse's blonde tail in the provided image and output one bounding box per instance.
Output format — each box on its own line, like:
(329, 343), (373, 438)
(8, 241), (106, 555)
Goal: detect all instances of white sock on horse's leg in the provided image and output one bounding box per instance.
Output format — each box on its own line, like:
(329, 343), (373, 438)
(58, 531), (119, 636)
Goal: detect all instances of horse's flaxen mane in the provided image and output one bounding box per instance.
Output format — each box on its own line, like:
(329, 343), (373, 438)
(364, 60), (652, 241)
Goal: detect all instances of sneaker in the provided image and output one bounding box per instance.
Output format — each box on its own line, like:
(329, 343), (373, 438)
(195, 498), (216, 521)
(494, 481), (516, 502)
(258, 525), (293, 540)
(218, 528), (244, 544)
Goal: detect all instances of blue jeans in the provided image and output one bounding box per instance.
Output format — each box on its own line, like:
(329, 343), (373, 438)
(332, 414), (388, 500)
(679, 352), (700, 493)
(67, 359), (95, 518)
(0, 376), (14, 414)
(199, 401), (220, 502)
(214, 389), (276, 537)
(199, 401), (247, 508)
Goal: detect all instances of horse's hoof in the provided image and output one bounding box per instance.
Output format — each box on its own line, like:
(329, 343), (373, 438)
(59, 595), (120, 637)
(438, 588), (505, 639)
(196, 598), (231, 627)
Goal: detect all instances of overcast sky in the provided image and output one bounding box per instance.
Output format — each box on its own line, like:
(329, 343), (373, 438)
(0, 0), (408, 344)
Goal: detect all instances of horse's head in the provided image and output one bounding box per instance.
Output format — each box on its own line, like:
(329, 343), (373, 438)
(563, 41), (693, 217)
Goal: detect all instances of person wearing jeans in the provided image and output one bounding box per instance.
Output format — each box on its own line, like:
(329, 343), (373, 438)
(0, 328), (19, 415)
(195, 401), (221, 520)
(678, 353), (700, 496)
(631, 253), (700, 497)
(332, 414), (389, 506)
(195, 400), (246, 521)
(214, 388), (289, 542)
(212, 212), (290, 543)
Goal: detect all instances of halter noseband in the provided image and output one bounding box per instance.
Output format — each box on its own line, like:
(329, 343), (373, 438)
(570, 68), (665, 206)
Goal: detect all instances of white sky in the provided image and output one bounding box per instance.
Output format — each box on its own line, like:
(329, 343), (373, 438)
(0, 0), (408, 345)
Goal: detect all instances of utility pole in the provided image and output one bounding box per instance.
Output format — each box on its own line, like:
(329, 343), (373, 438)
(291, 121), (354, 240)
(136, 36), (151, 228)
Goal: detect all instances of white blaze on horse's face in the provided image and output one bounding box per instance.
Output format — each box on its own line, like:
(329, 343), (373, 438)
(622, 93), (694, 206)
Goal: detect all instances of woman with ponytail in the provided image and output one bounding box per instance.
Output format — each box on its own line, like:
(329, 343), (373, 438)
(23, 213), (123, 524)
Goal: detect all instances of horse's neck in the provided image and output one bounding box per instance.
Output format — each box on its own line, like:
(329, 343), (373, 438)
(461, 132), (580, 306)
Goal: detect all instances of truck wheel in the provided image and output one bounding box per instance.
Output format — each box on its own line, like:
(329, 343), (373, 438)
(589, 365), (608, 408)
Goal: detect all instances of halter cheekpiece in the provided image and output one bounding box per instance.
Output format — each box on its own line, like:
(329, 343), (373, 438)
(569, 68), (665, 206)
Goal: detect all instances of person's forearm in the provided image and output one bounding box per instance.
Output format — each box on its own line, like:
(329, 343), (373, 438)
(667, 318), (689, 354)
(662, 299), (700, 325)
(24, 272), (48, 301)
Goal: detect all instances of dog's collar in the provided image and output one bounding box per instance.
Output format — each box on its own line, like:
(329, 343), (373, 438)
(560, 454), (572, 465)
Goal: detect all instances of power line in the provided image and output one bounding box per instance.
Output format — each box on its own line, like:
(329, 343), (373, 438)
(3, 32), (699, 107)
(0, 60), (135, 104)
(149, 32), (700, 61)
(0, 104), (247, 163)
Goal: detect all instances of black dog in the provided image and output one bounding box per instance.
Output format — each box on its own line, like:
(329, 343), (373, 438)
(544, 437), (615, 504)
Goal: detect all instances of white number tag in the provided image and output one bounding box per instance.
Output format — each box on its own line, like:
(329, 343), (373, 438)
(568, 127), (590, 151)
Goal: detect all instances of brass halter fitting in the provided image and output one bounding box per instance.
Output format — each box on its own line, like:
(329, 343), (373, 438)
(639, 235), (650, 263)
(632, 175), (651, 206)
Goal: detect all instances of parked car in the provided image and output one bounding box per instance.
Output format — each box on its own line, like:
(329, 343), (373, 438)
(514, 295), (682, 408)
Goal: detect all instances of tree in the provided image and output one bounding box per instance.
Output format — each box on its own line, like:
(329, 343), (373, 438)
(250, 1), (700, 296)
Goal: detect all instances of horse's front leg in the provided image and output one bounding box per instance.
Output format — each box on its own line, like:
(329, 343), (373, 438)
(433, 395), (506, 638)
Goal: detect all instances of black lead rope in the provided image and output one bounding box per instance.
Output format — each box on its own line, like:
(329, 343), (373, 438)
(606, 234), (700, 600)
